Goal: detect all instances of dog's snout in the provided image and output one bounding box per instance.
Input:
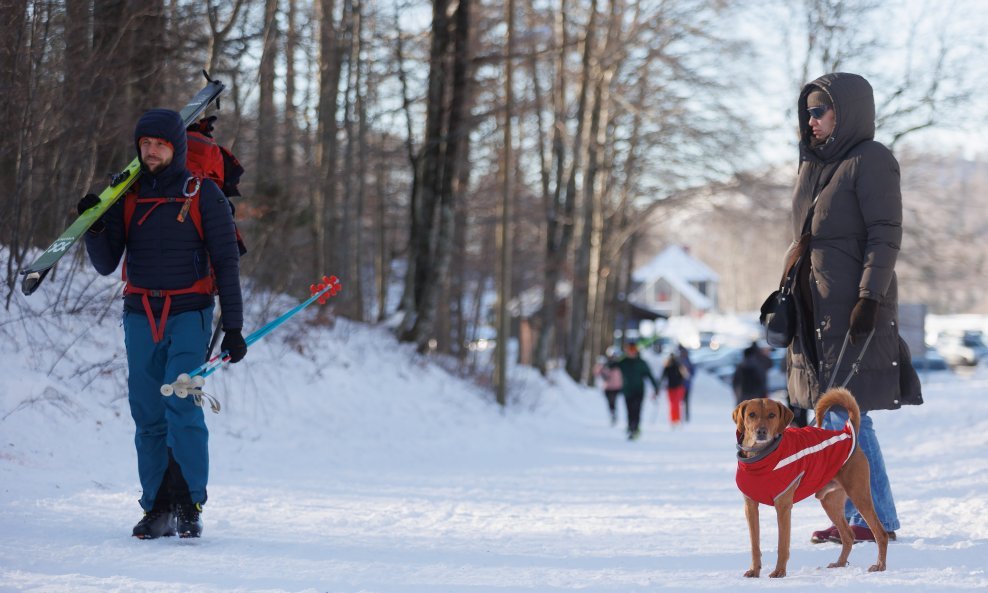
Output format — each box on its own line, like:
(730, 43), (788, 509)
(756, 427), (768, 441)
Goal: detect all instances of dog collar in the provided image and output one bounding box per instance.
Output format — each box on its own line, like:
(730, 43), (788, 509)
(737, 433), (782, 462)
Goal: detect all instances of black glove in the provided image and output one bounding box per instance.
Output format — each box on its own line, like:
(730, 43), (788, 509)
(77, 193), (100, 215)
(77, 193), (106, 233)
(849, 297), (879, 345)
(221, 329), (247, 363)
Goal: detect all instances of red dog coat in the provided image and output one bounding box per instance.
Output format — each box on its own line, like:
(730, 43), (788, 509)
(736, 424), (856, 506)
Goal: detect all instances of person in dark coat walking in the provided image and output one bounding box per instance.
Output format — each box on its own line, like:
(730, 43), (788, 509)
(677, 345), (695, 422)
(80, 109), (247, 540)
(783, 73), (923, 544)
(616, 343), (658, 440)
(732, 343), (769, 405)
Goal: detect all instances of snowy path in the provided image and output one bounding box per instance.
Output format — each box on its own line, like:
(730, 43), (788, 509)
(3, 357), (988, 592)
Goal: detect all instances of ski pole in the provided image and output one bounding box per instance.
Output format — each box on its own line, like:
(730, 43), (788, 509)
(205, 313), (223, 362)
(161, 275), (341, 397)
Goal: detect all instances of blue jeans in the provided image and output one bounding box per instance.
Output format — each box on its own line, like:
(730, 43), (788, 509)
(124, 305), (213, 511)
(822, 408), (900, 531)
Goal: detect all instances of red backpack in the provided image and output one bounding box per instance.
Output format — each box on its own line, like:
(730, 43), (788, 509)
(186, 116), (245, 199)
(186, 116), (247, 255)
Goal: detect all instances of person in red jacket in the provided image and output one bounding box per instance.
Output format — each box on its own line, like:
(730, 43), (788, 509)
(659, 353), (688, 426)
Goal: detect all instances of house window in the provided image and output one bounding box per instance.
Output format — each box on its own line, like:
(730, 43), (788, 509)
(654, 280), (671, 302)
(693, 281), (708, 296)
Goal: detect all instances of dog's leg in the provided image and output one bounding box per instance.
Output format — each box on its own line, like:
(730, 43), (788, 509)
(769, 485), (797, 578)
(818, 484), (853, 568)
(743, 496), (762, 577)
(839, 456), (888, 572)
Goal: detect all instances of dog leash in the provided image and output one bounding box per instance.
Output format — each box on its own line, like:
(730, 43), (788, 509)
(824, 328), (876, 391)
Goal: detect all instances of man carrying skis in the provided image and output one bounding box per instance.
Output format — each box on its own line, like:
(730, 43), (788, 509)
(79, 108), (247, 539)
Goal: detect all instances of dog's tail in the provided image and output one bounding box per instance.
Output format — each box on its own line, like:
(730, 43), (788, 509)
(814, 387), (861, 434)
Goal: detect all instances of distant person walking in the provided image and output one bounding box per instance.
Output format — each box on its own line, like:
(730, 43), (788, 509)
(678, 345), (695, 422)
(616, 343), (658, 440)
(659, 353), (688, 426)
(782, 72), (923, 544)
(732, 343), (770, 405)
(593, 347), (623, 426)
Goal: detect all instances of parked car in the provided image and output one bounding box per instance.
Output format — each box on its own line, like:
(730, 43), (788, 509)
(691, 346), (743, 372)
(912, 347), (951, 373)
(766, 348), (787, 394)
(935, 330), (988, 367)
(704, 346), (787, 396)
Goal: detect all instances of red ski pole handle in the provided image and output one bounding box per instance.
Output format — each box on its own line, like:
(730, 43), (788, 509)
(311, 276), (342, 304)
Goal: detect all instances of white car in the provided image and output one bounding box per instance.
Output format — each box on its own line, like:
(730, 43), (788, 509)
(935, 330), (988, 367)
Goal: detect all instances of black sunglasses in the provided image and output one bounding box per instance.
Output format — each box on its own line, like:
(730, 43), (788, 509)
(807, 105), (831, 120)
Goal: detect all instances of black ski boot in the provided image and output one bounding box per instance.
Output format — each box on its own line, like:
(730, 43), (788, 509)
(132, 509), (176, 539)
(175, 503), (203, 538)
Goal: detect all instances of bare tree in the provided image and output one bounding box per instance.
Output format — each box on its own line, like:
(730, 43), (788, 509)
(315, 0), (344, 280)
(399, 0), (473, 353)
(205, 0), (248, 76)
(0, 0), (30, 296)
(494, 0), (514, 404)
(256, 0), (280, 204)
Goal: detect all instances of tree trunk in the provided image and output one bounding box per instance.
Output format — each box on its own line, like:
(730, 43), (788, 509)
(0, 0), (28, 296)
(352, 0), (367, 322)
(315, 0), (343, 280)
(393, 8), (419, 328)
(495, 0), (514, 404)
(568, 0), (618, 383)
(257, 0), (280, 203)
(92, 0), (128, 180)
(560, 0), (598, 382)
(61, 0), (94, 209)
(566, 72), (603, 383)
(398, 0), (449, 342)
(410, 0), (471, 354)
(532, 0), (570, 374)
(283, 0), (298, 177)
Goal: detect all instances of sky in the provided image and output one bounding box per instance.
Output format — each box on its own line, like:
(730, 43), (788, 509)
(736, 0), (988, 167)
(2, 246), (987, 592)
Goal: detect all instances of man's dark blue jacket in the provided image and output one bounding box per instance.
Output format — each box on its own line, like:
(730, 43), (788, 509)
(84, 109), (243, 331)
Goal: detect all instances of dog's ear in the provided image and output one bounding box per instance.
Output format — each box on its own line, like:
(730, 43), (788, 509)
(732, 401), (748, 433)
(776, 400), (794, 429)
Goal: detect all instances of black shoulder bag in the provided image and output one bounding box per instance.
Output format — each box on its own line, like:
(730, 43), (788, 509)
(759, 233), (809, 348)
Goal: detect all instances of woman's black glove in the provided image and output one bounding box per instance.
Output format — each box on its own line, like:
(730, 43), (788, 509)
(77, 193), (106, 233)
(221, 329), (248, 363)
(849, 297), (879, 345)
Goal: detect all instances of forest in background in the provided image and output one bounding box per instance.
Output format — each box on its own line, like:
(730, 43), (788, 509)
(2, 0), (987, 397)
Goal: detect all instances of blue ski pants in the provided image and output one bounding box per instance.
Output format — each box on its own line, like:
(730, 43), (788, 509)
(124, 304), (213, 511)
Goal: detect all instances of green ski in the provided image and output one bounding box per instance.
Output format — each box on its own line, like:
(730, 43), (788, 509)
(19, 71), (226, 296)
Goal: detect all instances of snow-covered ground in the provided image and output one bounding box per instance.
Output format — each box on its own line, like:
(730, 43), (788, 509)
(1, 250), (987, 592)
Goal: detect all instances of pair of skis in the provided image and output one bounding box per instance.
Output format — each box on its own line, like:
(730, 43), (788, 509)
(19, 71), (225, 296)
(161, 276), (343, 412)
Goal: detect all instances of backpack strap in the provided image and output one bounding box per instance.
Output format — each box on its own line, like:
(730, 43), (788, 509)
(124, 281), (215, 343)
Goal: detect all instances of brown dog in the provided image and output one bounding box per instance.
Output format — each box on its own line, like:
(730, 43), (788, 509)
(733, 388), (888, 578)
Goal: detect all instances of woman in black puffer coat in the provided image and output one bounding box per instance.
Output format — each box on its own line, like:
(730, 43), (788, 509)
(783, 72), (922, 544)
